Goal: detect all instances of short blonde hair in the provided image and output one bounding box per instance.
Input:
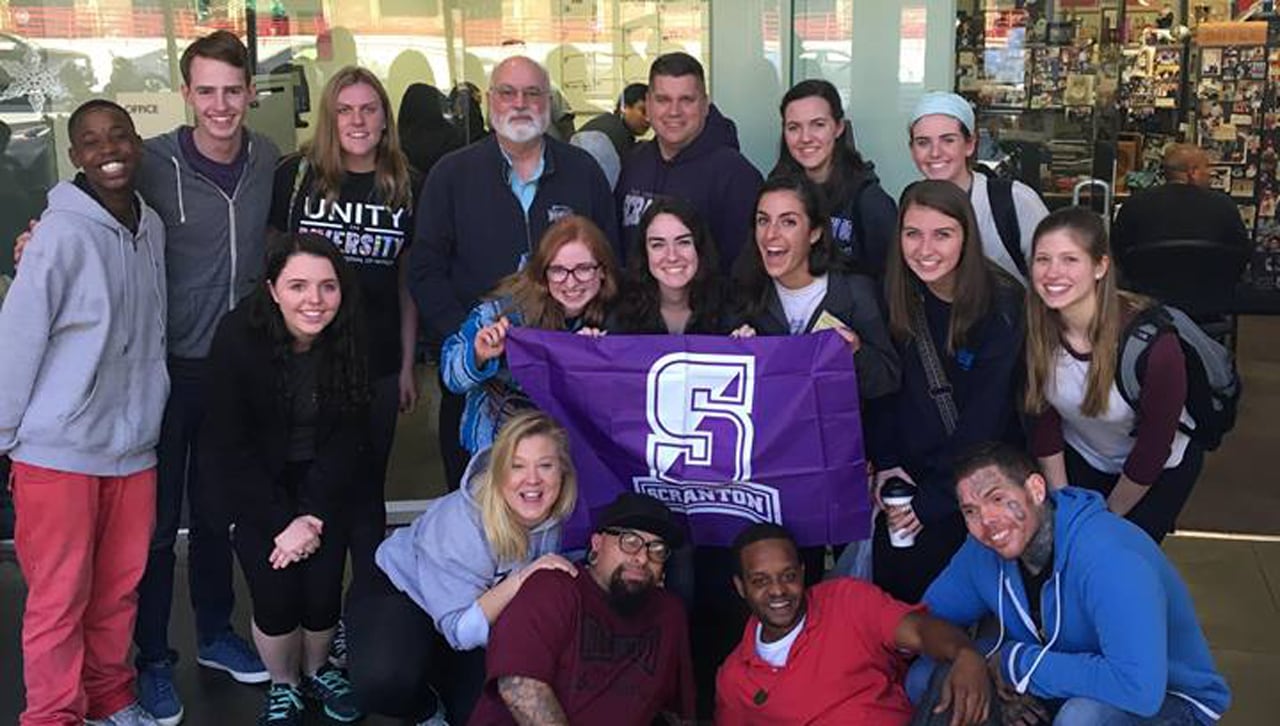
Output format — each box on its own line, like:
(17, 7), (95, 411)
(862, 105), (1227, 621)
(474, 411), (578, 564)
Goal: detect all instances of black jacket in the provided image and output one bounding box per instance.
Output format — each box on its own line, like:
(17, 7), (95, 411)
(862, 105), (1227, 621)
(408, 135), (619, 344)
(747, 271), (900, 401)
(201, 304), (369, 536)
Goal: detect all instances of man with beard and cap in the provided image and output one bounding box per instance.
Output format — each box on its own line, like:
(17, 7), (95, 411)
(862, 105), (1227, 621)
(469, 492), (695, 725)
(716, 523), (994, 726)
(916, 442), (1230, 726)
(408, 56), (618, 490)
(615, 52), (762, 274)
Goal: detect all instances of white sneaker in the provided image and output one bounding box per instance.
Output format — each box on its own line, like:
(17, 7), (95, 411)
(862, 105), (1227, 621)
(86, 702), (161, 726)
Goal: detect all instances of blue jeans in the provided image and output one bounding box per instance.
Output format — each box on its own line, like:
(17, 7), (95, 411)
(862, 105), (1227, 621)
(133, 357), (236, 665)
(1053, 696), (1200, 726)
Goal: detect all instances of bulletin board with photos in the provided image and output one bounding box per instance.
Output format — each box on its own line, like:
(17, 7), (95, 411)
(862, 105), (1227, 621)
(1192, 20), (1280, 296)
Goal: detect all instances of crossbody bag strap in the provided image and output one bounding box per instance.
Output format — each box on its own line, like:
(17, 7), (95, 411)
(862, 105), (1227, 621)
(910, 294), (960, 436)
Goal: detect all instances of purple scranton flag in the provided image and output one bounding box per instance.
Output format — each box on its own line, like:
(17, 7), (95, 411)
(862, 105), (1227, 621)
(505, 328), (870, 548)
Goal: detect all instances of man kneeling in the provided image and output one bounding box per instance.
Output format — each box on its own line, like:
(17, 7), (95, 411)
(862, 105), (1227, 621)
(919, 442), (1229, 725)
(716, 523), (994, 725)
(470, 492), (694, 724)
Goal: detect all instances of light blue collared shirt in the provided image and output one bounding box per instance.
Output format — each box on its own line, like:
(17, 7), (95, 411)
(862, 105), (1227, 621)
(501, 144), (546, 216)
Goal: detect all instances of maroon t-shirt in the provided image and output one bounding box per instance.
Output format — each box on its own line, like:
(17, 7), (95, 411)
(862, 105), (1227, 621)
(469, 564), (695, 725)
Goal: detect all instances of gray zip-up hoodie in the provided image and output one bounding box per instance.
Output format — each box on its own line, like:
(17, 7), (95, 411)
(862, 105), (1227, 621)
(139, 129), (278, 359)
(375, 449), (564, 650)
(0, 181), (169, 476)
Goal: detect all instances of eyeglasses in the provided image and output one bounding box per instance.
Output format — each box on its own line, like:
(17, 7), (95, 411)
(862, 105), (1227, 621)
(493, 85), (547, 104)
(546, 263), (600, 284)
(602, 528), (671, 563)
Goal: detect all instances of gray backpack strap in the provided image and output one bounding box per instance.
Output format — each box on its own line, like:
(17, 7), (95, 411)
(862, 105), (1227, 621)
(910, 294), (959, 436)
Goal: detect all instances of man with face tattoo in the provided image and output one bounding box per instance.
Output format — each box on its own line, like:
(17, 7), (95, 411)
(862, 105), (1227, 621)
(915, 442), (1229, 726)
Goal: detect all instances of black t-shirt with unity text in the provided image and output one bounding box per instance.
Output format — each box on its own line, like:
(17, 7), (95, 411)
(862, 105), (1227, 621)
(270, 155), (417, 378)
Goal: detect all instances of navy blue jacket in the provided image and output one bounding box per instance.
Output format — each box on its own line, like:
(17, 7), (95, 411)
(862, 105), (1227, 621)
(616, 105), (762, 275)
(869, 279), (1025, 524)
(408, 135), (618, 344)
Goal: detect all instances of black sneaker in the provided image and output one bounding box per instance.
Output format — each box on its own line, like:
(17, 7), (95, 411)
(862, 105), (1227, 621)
(302, 664), (363, 722)
(328, 618), (348, 669)
(259, 683), (303, 726)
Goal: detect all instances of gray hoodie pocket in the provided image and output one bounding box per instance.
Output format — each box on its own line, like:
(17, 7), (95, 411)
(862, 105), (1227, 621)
(62, 373), (99, 424)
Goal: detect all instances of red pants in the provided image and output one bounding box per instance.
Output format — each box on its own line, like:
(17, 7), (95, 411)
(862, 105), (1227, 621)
(12, 462), (156, 725)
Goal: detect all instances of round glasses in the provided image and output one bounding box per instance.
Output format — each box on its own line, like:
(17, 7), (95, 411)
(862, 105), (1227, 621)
(602, 527), (671, 563)
(546, 263), (601, 284)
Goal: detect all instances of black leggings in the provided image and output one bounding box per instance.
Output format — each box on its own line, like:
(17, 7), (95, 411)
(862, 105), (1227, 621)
(1063, 442), (1204, 543)
(232, 463), (348, 636)
(345, 567), (486, 722)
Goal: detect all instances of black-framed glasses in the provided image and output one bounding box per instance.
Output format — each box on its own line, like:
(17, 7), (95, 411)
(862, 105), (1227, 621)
(493, 85), (547, 103)
(546, 263), (601, 284)
(603, 528), (671, 563)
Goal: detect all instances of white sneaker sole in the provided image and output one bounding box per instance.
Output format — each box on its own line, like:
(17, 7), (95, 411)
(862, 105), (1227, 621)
(195, 656), (270, 684)
(153, 705), (185, 726)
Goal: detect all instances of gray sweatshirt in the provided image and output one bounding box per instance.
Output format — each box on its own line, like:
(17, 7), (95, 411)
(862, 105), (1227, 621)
(375, 449), (564, 650)
(138, 129), (278, 359)
(0, 181), (169, 475)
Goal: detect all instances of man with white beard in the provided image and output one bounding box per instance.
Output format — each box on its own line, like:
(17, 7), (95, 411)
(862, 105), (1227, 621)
(408, 56), (617, 489)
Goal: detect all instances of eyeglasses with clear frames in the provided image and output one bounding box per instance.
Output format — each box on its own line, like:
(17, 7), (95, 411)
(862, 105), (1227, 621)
(493, 85), (547, 104)
(546, 263), (601, 284)
(602, 528), (671, 563)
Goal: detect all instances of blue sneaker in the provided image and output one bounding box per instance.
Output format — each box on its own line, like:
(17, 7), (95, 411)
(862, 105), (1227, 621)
(196, 631), (269, 684)
(137, 660), (184, 726)
(259, 683), (304, 726)
(301, 664), (363, 723)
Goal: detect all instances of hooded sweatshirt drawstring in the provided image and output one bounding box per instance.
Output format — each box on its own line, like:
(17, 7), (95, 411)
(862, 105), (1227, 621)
(1012, 572), (1063, 695)
(170, 156), (187, 223)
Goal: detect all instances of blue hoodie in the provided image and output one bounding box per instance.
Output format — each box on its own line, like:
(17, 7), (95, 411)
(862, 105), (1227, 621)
(923, 487), (1229, 723)
(616, 104), (762, 274)
(374, 448), (564, 651)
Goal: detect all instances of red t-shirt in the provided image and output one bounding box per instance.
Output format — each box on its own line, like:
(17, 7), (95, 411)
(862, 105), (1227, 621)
(469, 564), (695, 725)
(715, 578), (923, 725)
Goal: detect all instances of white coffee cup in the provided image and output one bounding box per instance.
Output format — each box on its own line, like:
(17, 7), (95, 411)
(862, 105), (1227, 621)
(882, 494), (917, 548)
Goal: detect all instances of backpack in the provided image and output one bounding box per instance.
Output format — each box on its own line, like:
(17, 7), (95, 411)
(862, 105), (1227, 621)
(985, 176), (1027, 277)
(1116, 305), (1241, 451)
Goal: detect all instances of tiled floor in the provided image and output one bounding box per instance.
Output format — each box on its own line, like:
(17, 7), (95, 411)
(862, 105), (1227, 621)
(3, 320), (1280, 723)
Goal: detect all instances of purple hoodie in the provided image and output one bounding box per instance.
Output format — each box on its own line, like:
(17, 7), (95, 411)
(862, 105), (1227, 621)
(616, 104), (762, 274)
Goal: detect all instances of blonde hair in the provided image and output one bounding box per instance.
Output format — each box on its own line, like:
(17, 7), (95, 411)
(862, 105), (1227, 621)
(1024, 207), (1152, 417)
(303, 65), (411, 209)
(492, 215), (619, 329)
(474, 411), (578, 564)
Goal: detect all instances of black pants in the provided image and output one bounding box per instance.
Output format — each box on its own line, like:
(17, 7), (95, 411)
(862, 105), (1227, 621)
(233, 464), (348, 636)
(437, 374), (470, 492)
(872, 511), (968, 605)
(1063, 442), (1204, 543)
(347, 373), (398, 587)
(346, 567), (486, 722)
(136, 356), (236, 664)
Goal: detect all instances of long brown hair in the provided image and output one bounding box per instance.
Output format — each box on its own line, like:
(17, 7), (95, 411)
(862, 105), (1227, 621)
(492, 215), (618, 329)
(1023, 206), (1151, 417)
(303, 66), (411, 209)
(886, 180), (1000, 353)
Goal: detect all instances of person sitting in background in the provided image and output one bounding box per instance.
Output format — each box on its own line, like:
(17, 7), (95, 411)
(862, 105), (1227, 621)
(348, 411), (578, 724)
(716, 523), (994, 726)
(1110, 143), (1249, 280)
(470, 492), (695, 725)
(918, 442), (1230, 726)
